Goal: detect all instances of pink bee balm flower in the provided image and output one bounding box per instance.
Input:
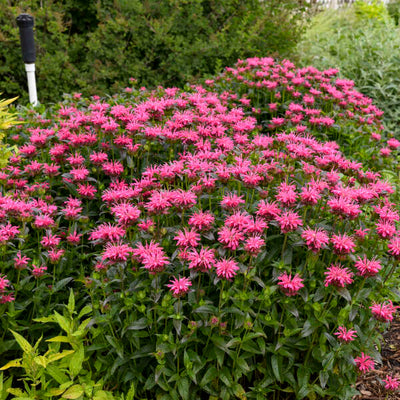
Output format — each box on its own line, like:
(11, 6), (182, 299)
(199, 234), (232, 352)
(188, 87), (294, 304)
(370, 301), (397, 323)
(0, 275), (10, 292)
(301, 227), (329, 252)
(244, 235), (265, 256)
(188, 210), (215, 231)
(32, 264), (47, 278)
(354, 353), (375, 373)
(187, 247), (215, 272)
(167, 276), (192, 298)
(376, 221), (396, 239)
(174, 228), (200, 248)
(133, 241), (169, 274)
(388, 236), (400, 258)
(221, 193), (245, 209)
(276, 211), (303, 234)
(215, 258), (240, 279)
(324, 264), (353, 287)
(331, 233), (356, 255)
(383, 375), (400, 391)
(277, 272), (304, 296)
(218, 226), (245, 251)
(354, 256), (382, 277)
(14, 252), (30, 270)
(334, 326), (357, 342)
(67, 231), (82, 245)
(102, 242), (133, 264)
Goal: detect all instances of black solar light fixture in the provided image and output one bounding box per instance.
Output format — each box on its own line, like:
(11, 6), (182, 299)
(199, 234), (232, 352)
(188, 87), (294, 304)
(16, 13), (38, 106)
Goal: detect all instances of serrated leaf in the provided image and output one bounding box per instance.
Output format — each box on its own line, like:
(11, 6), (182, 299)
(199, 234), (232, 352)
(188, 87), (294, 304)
(61, 384), (84, 399)
(77, 305), (92, 319)
(46, 365), (70, 385)
(54, 312), (71, 334)
(46, 336), (71, 344)
(48, 350), (75, 363)
(10, 331), (32, 354)
(67, 290), (75, 315)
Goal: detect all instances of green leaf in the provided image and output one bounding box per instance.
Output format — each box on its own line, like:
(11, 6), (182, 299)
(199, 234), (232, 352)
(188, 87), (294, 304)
(62, 384), (84, 399)
(47, 336), (71, 344)
(54, 312), (71, 334)
(69, 344), (84, 377)
(0, 359), (22, 370)
(10, 331), (33, 354)
(77, 305), (92, 319)
(200, 366), (218, 387)
(48, 350), (75, 363)
(271, 355), (281, 382)
(46, 365), (70, 385)
(67, 290), (75, 314)
(177, 377), (189, 400)
(126, 382), (135, 400)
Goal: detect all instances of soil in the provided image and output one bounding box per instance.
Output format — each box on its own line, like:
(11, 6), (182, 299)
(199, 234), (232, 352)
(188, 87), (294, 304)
(353, 316), (400, 400)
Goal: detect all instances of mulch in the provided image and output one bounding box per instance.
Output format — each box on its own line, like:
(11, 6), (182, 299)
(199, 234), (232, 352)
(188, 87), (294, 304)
(353, 316), (400, 399)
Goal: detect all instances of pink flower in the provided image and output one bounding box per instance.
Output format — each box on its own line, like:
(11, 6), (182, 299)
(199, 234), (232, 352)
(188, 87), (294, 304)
(215, 258), (240, 279)
(276, 182), (298, 206)
(0, 275), (10, 292)
(133, 241), (169, 273)
(14, 252), (30, 270)
(67, 231), (82, 245)
(276, 211), (303, 234)
(244, 236), (265, 256)
(383, 375), (400, 391)
(218, 226), (245, 250)
(89, 223), (126, 243)
(334, 326), (357, 342)
(221, 193), (245, 209)
(376, 221), (396, 239)
(301, 227), (329, 252)
(102, 242), (133, 264)
(166, 276), (192, 298)
(110, 202), (141, 226)
(256, 200), (281, 220)
(331, 233), (356, 255)
(174, 228), (200, 248)
(388, 236), (400, 258)
(188, 210), (215, 231)
(187, 247), (215, 272)
(277, 272), (304, 296)
(32, 264), (47, 278)
(324, 264), (353, 287)
(354, 256), (382, 277)
(370, 301), (397, 323)
(354, 353), (375, 373)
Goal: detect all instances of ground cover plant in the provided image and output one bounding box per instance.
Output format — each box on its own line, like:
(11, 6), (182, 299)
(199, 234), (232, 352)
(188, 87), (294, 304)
(0, 58), (400, 399)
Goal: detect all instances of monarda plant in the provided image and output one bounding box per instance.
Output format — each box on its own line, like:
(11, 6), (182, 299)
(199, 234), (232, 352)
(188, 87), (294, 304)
(206, 57), (400, 173)
(0, 61), (399, 399)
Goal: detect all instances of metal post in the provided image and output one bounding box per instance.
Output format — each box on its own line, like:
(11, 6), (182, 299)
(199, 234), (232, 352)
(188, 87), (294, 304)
(16, 13), (38, 106)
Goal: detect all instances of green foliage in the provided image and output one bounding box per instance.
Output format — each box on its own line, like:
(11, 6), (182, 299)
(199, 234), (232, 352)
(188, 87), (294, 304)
(353, 0), (390, 21)
(0, 95), (19, 167)
(387, 0), (400, 24)
(0, 0), (311, 104)
(297, 4), (400, 134)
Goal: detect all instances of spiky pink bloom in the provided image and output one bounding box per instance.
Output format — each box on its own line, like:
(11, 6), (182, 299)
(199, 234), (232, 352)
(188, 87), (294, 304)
(174, 228), (200, 248)
(221, 193), (245, 209)
(89, 223), (126, 242)
(370, 301), (397, 323)
(215, 258), (240, 279)
(354, 256), (382, 277)
(41, 234), (61, 249)
(188, 210), (215, 231)
(276, 182), (298, 206)
(102, 242), (133, 264)
(218, 226), (245, 250)
(32, 264), (47, 278)
(301, 227), (329, 252)
(388, 236), (400, 258)
(256, 200), (281, 220)
(170, 190), (197, 210)
(383, 375), (400, 391)
(14, 252), (30, 270)
(33, 215), (55, 229)
(187, 247), (215, 272)
(0, 275), (10, 292)
(354, 353), (375, 373)
(324, 264), (353, 287)
(110, 202), (141, 226)
(48, 249), (65, 263)
(277, 272), (304, 296)
(225, 211), (252, 230)
(276, 211), (302, 234)
(334, 326), (357, 342)
(244, 236), (265, 256)
(167, 276), (192, 298)
(133, 241), (169, 273)
(67, 231), (82, 245)
(331, 233), (356, 255)
(376, 221), (396, 239)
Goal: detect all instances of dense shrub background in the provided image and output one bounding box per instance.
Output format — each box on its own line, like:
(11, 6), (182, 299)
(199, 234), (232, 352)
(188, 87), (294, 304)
(0, 0), (311, 103)
(297, 1), (400, 134)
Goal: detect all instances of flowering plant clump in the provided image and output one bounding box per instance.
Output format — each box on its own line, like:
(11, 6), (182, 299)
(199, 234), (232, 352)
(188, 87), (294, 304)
(206, 57), (400, 171)
(0, 59), (399, 399)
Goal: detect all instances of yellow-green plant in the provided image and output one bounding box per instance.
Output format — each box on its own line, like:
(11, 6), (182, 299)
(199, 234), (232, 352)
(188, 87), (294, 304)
(0, 95), (19, 168)
(0, 291), (125, 400)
